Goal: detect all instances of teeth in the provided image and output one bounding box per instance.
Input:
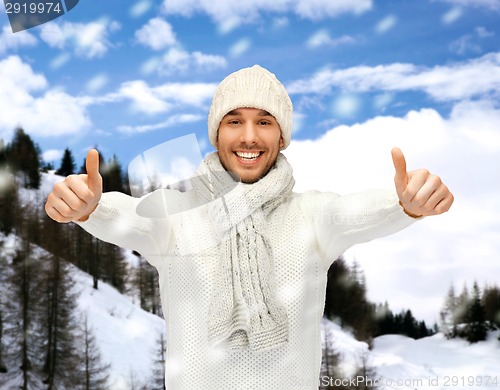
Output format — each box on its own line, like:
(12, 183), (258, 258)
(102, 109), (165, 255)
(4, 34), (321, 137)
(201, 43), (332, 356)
(236, 151), (261, 159)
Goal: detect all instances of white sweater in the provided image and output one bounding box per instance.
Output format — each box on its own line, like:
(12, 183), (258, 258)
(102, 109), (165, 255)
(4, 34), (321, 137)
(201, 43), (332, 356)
(78, 188), (415, 389)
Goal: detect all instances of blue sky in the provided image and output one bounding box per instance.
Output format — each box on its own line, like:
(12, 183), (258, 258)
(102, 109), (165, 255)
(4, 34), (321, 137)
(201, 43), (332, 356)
(1, 0), (500, 324)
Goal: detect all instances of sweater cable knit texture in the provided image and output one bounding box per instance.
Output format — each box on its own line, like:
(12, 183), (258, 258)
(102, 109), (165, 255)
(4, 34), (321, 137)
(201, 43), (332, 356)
(77, 161), (415, 390)
(193, 152), (294, 351)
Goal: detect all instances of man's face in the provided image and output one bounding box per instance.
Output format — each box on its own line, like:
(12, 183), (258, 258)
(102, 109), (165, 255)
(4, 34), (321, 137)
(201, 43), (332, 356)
(216, 107), (284, 184)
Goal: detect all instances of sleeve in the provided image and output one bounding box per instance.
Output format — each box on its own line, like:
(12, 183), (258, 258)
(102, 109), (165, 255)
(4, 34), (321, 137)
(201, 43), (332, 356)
(302, 189), (417, 270)
(74, 191), (174, 267)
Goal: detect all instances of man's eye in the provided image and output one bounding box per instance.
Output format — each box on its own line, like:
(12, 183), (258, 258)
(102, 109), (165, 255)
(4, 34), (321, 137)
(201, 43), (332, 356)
(228, 120), (240, 125)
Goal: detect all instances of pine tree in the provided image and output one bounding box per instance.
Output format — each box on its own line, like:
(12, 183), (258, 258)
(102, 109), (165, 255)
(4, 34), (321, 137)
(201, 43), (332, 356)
(320, 322), (344, 390)
(463, 282), (487, 343)
(0, 170), (18, 235)
(321, 320), (378, 390)
(79, 315), (111, 390)
(0, 297), (6, 375)
(324, 258), (376, 342)
(102, 154), (125, 192)
(353, 350), (377, 390)
(482, 285), (500, 329)
(97, 239), (128, 293)
(402, 309), (418, 339)
(134, 255), (162, 315)
(4, 243), (45, 389)
(375, 302), (395, 335)
(0, 139), (5, 165)
(41, 254), (82, 389)
(0, 240), (8, 375)
(456, 283), (470, 324)
(55, 147), (76, 177)
(5, 127), (41, 189)
(376, 304), (432, 339)
(440, 284), (458, 337)
(149, 331), (167, 390)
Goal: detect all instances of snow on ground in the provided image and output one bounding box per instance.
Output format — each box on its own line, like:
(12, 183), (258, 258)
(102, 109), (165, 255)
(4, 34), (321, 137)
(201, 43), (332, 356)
(73, 266), (165, 389)
(322, 318), (500, 390)
(372, 331), (500, 390)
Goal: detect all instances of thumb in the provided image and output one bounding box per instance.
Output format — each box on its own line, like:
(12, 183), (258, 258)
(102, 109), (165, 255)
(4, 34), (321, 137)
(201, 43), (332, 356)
(86, 149), (102, 193)
(391, 147), (408, 190)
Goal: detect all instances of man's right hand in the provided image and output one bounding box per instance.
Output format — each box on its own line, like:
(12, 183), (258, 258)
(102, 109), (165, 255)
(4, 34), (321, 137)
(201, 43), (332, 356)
(45, 149), (102, 223)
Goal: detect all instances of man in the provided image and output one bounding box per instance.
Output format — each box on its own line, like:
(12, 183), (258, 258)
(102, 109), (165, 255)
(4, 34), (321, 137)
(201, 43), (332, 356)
(45, 65), (453, 389)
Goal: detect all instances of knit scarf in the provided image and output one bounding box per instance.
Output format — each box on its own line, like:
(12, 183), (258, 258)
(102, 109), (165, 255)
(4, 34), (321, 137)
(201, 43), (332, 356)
(192, 152), (294, 351)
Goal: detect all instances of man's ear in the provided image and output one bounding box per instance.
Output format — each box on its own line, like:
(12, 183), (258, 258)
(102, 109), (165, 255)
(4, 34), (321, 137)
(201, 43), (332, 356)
(279, 136), (284, 150)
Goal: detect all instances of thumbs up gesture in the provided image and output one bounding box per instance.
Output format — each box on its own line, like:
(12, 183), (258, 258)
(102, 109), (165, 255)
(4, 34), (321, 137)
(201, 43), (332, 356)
(45, 149), (103, 223)
(391, 147), (454, 218)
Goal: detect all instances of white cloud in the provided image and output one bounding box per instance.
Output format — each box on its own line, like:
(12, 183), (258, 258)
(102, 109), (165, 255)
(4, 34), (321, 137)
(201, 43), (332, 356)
(435, 0), (500, 11)
(284, 101), (500, 323)
(49, 53), (71, 69)
(161, 0), (372, 28)
(161, 47), (190, 72)
(287, 52), (500, 102)
(375, 15), (397, 34)
(0, 25), (37, 54)
(273, 17), (289, 29)
(442, 7), (463, 24)
(117, 80), (171, 114)
(109, 21), (122, 33)
(373, 93), (394, 111)
(191, 51), (227, 69)
(292, 112), (305, 134)
(86, 74), (109, 93)
(135, 18), (177, 50)
(475, 26), (494, 38)
(449, 27), (495, 55)
(448, 99), (500, 152)
(449, 34), (481, 54)
(39, 20), (118, 59)
(294, 0), (372, 19)
(117, 114), (204, 134)
(156, 47), (227, 74)
(43, 149), (63, 163)
(87, 80), (217, 115)
(152, 82), (217, 106)
(217, 18), (240, 34)
(0, 56), (91, 139)
(306, 30), (355, 49)
(130, 1), (152, 18)
(140, 57), (162, 75)
(229, 38), (251, 58)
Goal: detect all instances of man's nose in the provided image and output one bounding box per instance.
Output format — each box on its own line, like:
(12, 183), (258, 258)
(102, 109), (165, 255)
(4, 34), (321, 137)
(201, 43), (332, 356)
(240, 122), (259, 144)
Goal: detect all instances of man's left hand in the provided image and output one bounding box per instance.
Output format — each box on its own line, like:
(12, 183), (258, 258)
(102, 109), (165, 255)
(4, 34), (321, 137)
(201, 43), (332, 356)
(392, 147), (454, 218)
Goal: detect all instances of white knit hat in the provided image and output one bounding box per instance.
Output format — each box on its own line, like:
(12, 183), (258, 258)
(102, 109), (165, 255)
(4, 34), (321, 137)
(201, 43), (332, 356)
(208, 65), (293, 149)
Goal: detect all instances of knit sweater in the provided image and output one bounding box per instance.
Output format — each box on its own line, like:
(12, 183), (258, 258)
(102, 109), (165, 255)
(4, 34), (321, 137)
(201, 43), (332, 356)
(77, 187), (415, 389)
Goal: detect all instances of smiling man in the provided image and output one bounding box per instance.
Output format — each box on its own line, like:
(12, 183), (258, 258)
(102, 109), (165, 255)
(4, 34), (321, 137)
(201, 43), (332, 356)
(216, 108), (284, 183)
(45, 65), (453, 389)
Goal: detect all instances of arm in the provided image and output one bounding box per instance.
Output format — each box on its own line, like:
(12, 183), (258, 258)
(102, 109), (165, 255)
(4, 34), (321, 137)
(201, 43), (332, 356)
(308, 189), (416, 268)
(308, 148), (454, 269)
(74, 191), (172, 261)
(45, 149), (171, 262)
